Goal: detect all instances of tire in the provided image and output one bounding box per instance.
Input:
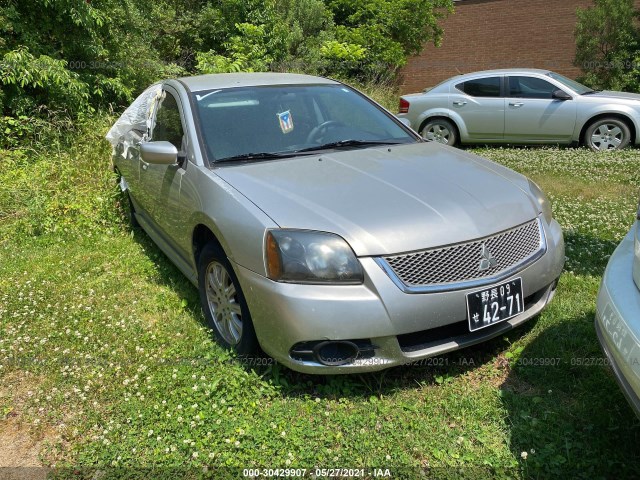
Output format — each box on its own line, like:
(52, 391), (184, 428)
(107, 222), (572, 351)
(197, 242), (258, 355)
(420, 118), (458, 146)
(125, 191), (140, 229)
(115, 171), (140, 229)
(584, 117), (631, 151)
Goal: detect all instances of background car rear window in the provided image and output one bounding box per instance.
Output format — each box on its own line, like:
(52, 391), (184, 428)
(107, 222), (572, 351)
(508, 76), (557, 99)
(455, 77), (501, 97)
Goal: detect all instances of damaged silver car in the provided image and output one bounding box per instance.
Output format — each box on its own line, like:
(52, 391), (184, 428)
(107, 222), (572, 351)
(106, 73), (565, 374)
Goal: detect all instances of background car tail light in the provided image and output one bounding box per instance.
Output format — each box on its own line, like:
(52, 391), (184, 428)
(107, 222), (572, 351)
(399, 98), (410, 114)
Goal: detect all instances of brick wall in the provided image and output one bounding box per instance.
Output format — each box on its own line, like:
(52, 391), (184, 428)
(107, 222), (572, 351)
(399, 0), (640, 93)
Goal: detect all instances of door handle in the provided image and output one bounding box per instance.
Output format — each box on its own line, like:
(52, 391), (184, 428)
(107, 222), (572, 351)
(509, 102), (524, 107)
(453, 101), (467, 106)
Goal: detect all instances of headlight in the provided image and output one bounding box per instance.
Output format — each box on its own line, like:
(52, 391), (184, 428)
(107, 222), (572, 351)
(265, 230), (364, 284)
(528, 179), (553, 223)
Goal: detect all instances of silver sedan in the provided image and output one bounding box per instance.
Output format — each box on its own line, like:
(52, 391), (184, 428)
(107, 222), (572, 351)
(399, 68), (640, 151)
(107, 73), (564, 373)
(595, 208), (640, 417)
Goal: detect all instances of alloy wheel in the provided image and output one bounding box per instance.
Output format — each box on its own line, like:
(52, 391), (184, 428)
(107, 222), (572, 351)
(423, 124), (451, 144)
(590, 123), (624, 150)
(205, 260), (243, 345)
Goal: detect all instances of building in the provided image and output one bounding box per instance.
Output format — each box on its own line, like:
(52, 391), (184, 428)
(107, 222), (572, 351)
(400, 0), (639, 93)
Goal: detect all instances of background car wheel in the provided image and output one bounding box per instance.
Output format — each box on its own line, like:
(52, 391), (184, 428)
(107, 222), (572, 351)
(420, 119), (458, 146)
(584, 118), (631, 151)
(198, 242), (257, 355)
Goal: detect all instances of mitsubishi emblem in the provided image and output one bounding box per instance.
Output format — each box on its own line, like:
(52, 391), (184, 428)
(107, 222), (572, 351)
(478, 243), (498, 271)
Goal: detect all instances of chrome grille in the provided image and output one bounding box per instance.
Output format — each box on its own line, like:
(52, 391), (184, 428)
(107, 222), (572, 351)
(381, 219), (543, 288)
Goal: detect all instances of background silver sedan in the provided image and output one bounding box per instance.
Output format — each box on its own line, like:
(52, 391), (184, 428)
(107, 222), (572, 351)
(107, 73), (564, 373)
(399, 68), (640, 151)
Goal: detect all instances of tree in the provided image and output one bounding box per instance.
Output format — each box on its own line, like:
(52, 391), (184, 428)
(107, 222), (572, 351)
(574, 0), (640, 91)
(0, 0), (454, 125)
(325, 0), (453, 81)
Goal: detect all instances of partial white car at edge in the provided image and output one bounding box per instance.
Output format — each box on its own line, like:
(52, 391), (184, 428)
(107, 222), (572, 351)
(596, 205), (640, 417)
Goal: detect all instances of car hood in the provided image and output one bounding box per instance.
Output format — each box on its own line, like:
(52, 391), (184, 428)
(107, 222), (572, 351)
(588, 91), (640, 103)
(213, 143), (539, 256)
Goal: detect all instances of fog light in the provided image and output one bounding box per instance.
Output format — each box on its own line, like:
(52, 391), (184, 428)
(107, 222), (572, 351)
(313, 341), (359, 366)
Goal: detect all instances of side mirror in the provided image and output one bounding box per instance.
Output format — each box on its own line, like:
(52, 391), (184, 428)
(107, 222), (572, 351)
(552, 89), (572, 101)
(140, 141), (178, 165)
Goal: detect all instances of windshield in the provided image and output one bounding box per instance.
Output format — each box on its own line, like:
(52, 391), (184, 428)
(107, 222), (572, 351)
(191, 84), (416, 162)
(546, 72), (593, 95)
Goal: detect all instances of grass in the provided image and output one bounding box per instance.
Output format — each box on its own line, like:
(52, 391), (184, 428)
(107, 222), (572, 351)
(2, 116), (640, 479)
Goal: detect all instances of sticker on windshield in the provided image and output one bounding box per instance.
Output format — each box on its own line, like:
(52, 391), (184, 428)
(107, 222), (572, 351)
(277, 110), (294, 134)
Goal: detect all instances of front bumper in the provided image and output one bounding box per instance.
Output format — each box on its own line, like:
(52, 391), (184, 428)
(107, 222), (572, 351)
(237, 218), (564, 374)
(595, 227), (640, 418)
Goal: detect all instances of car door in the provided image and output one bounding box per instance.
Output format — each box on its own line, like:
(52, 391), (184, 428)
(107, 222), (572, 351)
(450, 76), (505, 141)
(138, 87), (194, 255)
(504, 75), (577, 142)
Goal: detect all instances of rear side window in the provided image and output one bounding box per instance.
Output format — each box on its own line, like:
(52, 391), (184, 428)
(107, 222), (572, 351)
(455, 77), (501, 97)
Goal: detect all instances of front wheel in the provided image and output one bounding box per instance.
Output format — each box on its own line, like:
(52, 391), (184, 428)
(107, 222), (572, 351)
(198, 243), (257, 354)
(420, 118), (458, 146)
(584, 118), (631, 151)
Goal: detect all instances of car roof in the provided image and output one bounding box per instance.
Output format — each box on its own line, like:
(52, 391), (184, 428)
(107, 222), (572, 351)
(177, 73), (340, 92)
(453, 68), (552, 80)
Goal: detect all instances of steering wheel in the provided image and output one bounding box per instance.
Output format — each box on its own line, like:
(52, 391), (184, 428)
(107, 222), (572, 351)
(306, 120), (346, 144)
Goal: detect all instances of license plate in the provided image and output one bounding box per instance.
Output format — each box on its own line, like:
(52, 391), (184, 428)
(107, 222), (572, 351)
(466, 278), (524, 332)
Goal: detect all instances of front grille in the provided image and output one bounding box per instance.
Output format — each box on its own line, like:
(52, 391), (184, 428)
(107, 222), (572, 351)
(381, 219), (543, 288)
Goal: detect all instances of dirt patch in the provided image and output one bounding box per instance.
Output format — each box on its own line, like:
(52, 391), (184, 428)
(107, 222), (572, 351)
(0, 420), (48, 480)
(0, 414), (43, 466)
(0, 372), (50, 479)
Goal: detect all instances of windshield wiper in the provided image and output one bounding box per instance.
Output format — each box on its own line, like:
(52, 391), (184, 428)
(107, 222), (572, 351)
(214, 151), (305, 163)
(213, 140), (405, 163)
(581, 90), (601, 95)
(295, 139), (405, 153)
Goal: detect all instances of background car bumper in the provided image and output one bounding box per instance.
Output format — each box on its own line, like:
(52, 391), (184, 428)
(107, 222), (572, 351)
(595, 228), (640, 418)
(237, 218), (564, 374)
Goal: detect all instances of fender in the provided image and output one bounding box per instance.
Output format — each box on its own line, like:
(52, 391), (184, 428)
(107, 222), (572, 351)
(575, 104), (640, 144)
(188, 169), (278, 277)
(416, 108), (469, 141)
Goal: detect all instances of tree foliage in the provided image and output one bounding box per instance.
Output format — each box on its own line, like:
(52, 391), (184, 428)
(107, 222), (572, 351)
(574, 0), (640, 91)
(326, 0), (453, 82)
(0, 0), (453, 130)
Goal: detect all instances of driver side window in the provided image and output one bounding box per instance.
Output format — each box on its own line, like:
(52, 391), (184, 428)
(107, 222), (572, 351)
(508, 76), (558, 99)
(153, 91), (185, 150)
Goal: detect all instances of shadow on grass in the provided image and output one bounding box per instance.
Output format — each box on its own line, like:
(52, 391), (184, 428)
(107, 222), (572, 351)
(128, 225), (204, 318)
(563, 230), (620, 277)
(500, 310), (640, 478)
(248, 319), (539, 400)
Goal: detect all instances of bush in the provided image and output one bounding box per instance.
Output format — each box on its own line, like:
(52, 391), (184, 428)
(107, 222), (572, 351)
(0, 114), (121, 238)
(1, 0), (454, 150)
